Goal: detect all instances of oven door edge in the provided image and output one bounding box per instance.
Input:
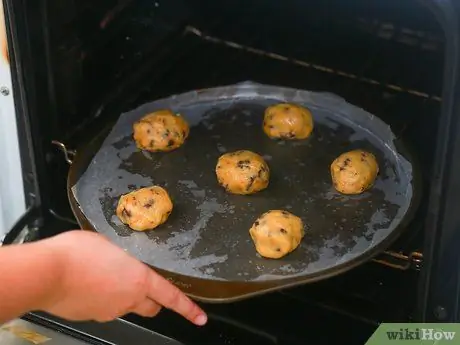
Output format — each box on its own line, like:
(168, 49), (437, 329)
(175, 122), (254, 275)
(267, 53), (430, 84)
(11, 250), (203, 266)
(14, 312), (184, 345)
(0, 0), (54, 245)
(0, 0), (27, 243)
(418, 0), (460, 323)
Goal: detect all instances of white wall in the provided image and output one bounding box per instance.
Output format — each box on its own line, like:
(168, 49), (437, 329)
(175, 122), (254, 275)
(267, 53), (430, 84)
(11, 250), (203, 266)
(0, 1), (26, 239)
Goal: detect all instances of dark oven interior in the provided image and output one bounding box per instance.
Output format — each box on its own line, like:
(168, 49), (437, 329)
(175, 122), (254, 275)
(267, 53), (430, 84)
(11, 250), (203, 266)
(6, 0), (459, 343)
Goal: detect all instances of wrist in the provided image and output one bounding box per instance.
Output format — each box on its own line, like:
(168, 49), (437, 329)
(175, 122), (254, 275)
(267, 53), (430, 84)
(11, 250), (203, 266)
(32, 235), (69, 311)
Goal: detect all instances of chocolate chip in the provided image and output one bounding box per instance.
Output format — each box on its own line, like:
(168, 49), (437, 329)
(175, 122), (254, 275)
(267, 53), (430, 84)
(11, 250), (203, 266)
(166, 210), (171, 215)
(122, 208), (131, 218)
(284, 106), (290, 111)
(182, 130), (186, 138)
(144, 199), (155, 208)
(147, 129), (151, 134)
(344, 158), (351, 166)
(254, 221), (260, 226)
(275, 248), (281, 252)
(281, 211), (289, 217)
(361, 157), (366, 162)
(246, 175), (256, 191)
(162, 129), (170, 138)
(167, 139), (175, 147)
(150, 140), (155, 147)
(339, 166), (346, 171)
(268, 125), (274, 129)
(237, 159), (251, 169)
(280, 228), (287, 234)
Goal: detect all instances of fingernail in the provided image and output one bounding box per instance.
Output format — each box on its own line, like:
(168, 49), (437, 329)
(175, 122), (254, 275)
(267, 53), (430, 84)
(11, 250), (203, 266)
(194, 314), (207, 326)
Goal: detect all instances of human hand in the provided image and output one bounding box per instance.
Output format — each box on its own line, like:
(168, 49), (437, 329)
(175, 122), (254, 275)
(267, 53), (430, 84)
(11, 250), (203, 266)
(39, 230), (207, 325)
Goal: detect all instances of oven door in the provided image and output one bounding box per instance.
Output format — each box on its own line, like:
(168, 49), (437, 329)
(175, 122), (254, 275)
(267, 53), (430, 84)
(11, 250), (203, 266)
(1, 313), (183, 345)
(0, 1), (26, 241)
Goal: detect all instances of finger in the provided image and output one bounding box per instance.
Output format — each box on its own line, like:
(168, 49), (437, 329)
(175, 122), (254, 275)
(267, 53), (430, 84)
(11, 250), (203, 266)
(147, 272), (207, 326)
(132, 298), (162, 318)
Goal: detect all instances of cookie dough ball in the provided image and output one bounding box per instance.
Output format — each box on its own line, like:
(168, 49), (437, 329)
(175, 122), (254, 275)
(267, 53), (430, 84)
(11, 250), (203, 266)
(216, 150), (270, 195)
(116, 186), (173, 231)
(331, 150), (379, 195)
(133, 109), (189, 152)
(249, 210), (304, 259)
(263, 103), (314, 140)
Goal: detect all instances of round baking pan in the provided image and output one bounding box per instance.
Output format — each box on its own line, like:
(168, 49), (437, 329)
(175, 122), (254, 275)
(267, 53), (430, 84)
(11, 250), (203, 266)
(68, 81), (422, 302)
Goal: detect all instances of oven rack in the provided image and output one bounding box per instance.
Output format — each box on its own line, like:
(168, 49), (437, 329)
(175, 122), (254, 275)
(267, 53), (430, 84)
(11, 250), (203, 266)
(185, 26), (442, 102)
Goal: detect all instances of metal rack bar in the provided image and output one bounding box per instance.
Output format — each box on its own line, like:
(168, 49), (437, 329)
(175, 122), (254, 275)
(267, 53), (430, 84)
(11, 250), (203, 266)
(185, 26), (442, 102)
(373, 251), (423, 271)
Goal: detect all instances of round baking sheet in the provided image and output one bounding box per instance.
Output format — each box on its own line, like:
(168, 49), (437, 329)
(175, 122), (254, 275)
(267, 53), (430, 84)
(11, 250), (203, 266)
(71, 81), (416, 283)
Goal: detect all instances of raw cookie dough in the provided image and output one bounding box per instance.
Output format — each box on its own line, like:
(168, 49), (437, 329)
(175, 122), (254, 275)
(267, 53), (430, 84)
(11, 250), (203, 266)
(263, 103), (314, 140)
(249, 210), (304, 259)
(133, 109), (190, 152)
(216, 150), (270, 195)
(330, 150), (379, 195)
(116, 186), (173, 231)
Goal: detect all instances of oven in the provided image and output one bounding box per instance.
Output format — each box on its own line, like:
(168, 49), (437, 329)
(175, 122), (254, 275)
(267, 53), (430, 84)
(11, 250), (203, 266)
(1, 0), (460, 344)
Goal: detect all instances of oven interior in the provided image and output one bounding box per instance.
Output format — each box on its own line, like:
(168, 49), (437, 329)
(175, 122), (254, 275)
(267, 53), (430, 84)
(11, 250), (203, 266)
(6, 0), (456, 343)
